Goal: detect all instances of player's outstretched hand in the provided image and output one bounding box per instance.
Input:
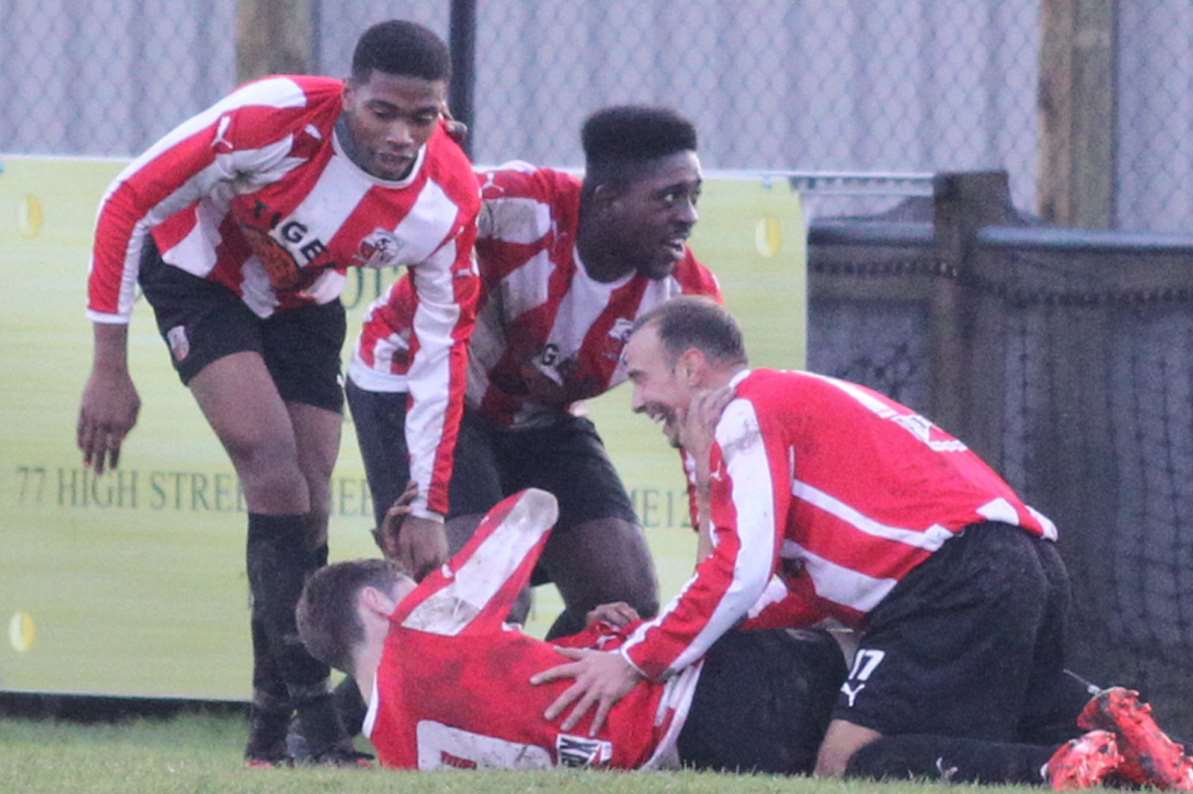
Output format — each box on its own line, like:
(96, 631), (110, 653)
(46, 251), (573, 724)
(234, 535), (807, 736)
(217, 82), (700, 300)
(585, 602), (639, 629)
(77, 369), (141, 475)
(530, 648), (642, 736)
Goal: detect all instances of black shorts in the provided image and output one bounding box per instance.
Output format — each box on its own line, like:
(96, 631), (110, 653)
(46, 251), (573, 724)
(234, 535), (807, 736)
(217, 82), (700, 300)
(448, 408), (638, 533)
(346, 376), (637, 533)
(139, 240), (345, 413)
(832, 522), (1082, 744)
(346, 379), (425, 529)
(678, 628), (846, 774)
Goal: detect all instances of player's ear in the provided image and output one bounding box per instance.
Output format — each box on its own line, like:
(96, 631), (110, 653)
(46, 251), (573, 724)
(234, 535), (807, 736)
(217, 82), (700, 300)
(360, 585), (396, 617)
(590, 182), (620, 215)
(679, 348), (704, 383)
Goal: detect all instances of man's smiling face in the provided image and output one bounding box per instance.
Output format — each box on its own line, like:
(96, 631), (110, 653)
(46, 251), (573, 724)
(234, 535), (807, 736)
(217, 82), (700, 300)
(624, 321), (691, 448)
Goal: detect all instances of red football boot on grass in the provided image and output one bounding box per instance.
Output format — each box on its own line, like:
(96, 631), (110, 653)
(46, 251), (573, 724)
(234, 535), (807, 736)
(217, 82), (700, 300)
(1047, 730), (1124, 790)
(1077, 687), (1193, 791)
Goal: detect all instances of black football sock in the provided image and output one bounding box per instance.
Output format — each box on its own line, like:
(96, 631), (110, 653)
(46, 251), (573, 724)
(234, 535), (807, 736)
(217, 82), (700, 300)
(245, 610), (291, 757)
(333, 676), (369, 738)
(246, 514), (345, 752)
(844, 734), (1056, 785)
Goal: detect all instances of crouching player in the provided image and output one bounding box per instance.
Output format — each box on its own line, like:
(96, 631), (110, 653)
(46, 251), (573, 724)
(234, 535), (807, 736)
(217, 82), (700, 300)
(297, 488), (844, 773)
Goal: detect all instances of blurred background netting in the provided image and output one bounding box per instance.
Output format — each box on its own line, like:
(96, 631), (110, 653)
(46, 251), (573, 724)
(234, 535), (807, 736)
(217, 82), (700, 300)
(806, 173), (1193, 733)
(4, 0), (1192, 231)
(0, 0), (237, 156)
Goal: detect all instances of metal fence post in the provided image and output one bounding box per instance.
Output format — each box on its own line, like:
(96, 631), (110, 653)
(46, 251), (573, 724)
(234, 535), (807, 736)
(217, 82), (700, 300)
(449, 0), (477, 160)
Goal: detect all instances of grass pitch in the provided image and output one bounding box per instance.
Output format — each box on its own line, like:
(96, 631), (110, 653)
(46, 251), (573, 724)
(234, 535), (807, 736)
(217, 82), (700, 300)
(1, 711), (1051, 794)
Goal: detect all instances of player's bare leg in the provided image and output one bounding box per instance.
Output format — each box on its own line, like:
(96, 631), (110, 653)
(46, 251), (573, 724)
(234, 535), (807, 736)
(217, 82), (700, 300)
(286, 400), (340, 552)
(537, 516), (659, 640)
(190, 353), (352, 765)
(815, 718), (883, 777)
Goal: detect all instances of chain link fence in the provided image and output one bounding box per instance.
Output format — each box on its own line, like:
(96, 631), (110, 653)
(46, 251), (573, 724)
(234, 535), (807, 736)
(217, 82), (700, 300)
(806, 174), (1193, 734)
(1116, 2), (1193, 234)
(2, 0), (1190, 231)
(1, 0), (236, 157)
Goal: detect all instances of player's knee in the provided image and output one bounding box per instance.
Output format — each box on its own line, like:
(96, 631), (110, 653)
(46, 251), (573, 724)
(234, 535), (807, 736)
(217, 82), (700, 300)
(602, 519), (660, 597)
(628, 589), (659, 619)
(236, 439), (305, 498)
(225, 432), (298, 476)
(623, 557), (660, 617)
(593, 556), (659, 618)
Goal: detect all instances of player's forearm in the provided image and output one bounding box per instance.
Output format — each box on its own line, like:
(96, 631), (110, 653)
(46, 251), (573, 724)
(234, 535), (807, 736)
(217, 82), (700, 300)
(624, 549), (770, 680)
(405, 261), (478, 516)
(90, 323), (131, 374)
(87, 184), (151, 320)
(404, 332), (468, 518)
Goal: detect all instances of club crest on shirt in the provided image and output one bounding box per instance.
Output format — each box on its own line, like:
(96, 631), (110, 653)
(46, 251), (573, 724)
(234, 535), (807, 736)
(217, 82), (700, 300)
(556, 734), (613, 767)
(241, 225), (319, 290)
(608, 317), (635, 344)
(353, 228), (404, 269)
(166, 325), (190, 362)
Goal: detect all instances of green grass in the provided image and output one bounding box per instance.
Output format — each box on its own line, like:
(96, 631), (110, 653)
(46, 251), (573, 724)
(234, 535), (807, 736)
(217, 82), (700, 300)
(1, 711), (1052, 794)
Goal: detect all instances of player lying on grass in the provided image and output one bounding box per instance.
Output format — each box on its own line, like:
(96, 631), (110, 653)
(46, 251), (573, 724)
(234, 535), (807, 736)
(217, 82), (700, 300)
(299, 487), (1190, 786)
(298, 487), (845, 772)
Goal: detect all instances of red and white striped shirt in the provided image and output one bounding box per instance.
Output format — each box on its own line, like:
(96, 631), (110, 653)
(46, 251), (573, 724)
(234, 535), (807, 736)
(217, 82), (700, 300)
(622, 369), (1056, 680)
(86, 74), (480, 519)
(364, 489), (701, 771)
(351, 165), (723, 430)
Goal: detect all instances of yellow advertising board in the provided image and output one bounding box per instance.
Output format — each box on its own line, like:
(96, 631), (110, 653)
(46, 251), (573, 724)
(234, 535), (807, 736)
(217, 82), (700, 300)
(0, 155), (804, 699)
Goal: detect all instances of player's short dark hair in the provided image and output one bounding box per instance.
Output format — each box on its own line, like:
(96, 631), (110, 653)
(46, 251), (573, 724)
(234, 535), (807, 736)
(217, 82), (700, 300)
(582, 105), (697, 186)
(297, 558), (406, 674)
(631, 296), (748, 368)
(351, 20), (451, 84)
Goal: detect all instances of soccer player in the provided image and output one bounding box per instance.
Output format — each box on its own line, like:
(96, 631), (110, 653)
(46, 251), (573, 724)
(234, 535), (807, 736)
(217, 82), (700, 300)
(297, 488), (846, 773)
(347, 105), (722, 634)
(532, 297), (1193, 790)
(76, 20), (480, 765)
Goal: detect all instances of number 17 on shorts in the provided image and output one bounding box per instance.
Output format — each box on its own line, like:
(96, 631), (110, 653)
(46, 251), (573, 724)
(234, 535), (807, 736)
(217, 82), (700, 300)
(840, 648), (885, 708)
